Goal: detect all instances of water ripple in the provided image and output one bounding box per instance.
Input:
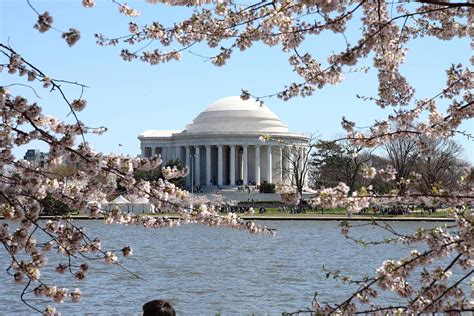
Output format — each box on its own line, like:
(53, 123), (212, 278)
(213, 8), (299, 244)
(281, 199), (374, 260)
(0, 220), (463, 315)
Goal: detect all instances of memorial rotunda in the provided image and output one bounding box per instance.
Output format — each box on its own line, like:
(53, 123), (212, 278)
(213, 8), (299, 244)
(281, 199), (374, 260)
(138, 96), (309, 189)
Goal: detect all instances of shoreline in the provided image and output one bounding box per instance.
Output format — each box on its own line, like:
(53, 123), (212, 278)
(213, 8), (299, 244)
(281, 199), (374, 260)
(241, 215), (454, 221)
(0, 214), (455, 222)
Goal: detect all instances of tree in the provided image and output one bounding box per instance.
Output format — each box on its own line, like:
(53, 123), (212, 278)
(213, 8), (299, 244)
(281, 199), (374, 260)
(133, 168), (162, 183)
(40, 195), (73, 216)
(416, 137), (467, 195)
(311, 140), (373, 193)
(134, 158), (185, 188)
(279, 136), (316, 209)
(383, 138), (420, 194)
(1, 0), (473, 315)
(381, 138), (469, 197)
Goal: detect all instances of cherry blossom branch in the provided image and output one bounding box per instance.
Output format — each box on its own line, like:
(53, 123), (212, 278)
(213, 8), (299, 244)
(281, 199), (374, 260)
(20, 279), (42, 313)
(3, 83), (42, 98)
(355, 305), (408, 314)
(326, 242), (462, 314)
(61, 217), (144, 280)
(422, 270), (473, 312)
(258, 4), (465, 101)
(415, 0), (474, 8)
(410, 252), (463, 306)
(1, 43), (88, 142)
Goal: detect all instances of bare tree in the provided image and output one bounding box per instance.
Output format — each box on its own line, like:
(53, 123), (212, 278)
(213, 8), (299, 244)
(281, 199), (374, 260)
(416, 138), (467, 194)
(279, 135), (317, 209)
(384, 138), (420, 194)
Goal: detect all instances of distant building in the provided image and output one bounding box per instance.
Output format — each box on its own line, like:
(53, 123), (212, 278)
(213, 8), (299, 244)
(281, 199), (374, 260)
(138, 96), (309, 189)
(23, 149), (49, 166)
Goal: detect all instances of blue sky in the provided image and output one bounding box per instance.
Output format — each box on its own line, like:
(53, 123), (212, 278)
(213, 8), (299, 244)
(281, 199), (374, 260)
(1, 0), (473, 162)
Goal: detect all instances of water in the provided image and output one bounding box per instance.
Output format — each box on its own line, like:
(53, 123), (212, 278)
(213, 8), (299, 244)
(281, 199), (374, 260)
(0, 220), (466, 315)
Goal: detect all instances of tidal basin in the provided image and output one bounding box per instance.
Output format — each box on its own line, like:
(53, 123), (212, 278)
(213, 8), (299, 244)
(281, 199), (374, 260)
(0, 220), (464, 315)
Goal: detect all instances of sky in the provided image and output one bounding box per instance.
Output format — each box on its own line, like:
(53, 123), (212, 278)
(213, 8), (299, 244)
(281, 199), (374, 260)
(1, 0), (473, 163)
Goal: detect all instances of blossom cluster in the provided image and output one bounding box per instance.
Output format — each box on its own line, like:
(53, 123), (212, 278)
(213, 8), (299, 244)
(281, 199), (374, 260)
(310, 182), (372, 215)
(276, 184), (301, 205)
(184, 204), (275, 235)
(161, 165), (189, 180)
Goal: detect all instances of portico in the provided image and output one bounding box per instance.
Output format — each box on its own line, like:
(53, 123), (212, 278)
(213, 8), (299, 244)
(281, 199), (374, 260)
(138, 96), (308, 189)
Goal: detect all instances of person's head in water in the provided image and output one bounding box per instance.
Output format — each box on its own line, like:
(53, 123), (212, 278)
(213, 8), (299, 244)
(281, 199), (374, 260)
(143, 300), (176, 316)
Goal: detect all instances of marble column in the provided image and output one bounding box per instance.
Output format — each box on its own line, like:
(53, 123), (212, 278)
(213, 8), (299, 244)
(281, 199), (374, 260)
(195, 146), (200, 186)
(266, 145), (272, 183)
(243, 145), (248, 185)
(217, 145), (223, 186)
(205, 145), (211, 186)
(239, 148), (243, 182)
(185, 146), (191, 187)
(286, 147), (292, 185)
(255, 145), (261, 185)
(278, 146), (283, 183)
(230, 145), (236, 186)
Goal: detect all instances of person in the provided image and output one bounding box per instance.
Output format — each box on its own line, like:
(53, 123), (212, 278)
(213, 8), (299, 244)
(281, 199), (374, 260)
(142, 300), (176, 316)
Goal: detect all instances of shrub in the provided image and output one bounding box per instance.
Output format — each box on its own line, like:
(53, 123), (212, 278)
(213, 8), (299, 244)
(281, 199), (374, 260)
(259, 182), (276, 193)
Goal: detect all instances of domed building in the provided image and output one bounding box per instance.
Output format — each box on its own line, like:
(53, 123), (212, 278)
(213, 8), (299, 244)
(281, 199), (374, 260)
(138, 96), (309, 189)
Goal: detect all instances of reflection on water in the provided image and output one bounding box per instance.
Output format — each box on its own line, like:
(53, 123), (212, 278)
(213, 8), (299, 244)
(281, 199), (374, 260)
(0, 220), (461, 315)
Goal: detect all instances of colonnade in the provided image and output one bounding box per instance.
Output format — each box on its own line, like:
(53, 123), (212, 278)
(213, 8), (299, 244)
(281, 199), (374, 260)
(143, 143), (308, 188)
(182, 144), (286, 187)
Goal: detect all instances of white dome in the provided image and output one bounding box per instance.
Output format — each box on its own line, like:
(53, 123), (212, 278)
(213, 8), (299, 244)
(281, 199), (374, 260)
(185, 96), (288, 134)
